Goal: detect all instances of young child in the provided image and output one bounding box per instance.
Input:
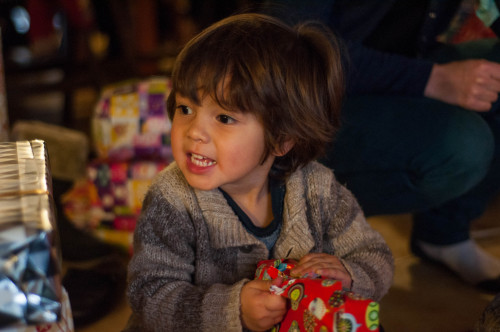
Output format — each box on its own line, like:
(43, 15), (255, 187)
(124, 13), (394, 332)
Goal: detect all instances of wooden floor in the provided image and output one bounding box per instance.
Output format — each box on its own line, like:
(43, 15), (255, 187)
(371, 212), (499, 332)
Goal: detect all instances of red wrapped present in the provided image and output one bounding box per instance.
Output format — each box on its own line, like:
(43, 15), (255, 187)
(255, 259), (380, 332)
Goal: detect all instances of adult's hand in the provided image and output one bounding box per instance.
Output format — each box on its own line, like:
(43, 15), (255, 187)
(424, 59), (500, 112)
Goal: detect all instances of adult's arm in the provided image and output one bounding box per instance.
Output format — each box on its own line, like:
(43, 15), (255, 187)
(344, 41), (433, 96)
(265, 0), (500, 111)
(263, 0), (434, 96)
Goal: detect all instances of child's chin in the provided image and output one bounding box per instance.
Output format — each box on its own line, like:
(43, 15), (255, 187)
(185, 178), (218, 191)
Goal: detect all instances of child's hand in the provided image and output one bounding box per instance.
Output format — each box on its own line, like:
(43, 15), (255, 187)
(290, 253), (352, 289)
(240, 278), (287, 331)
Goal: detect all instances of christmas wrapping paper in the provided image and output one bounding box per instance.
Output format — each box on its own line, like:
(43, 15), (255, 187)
(63, 77), (173, 252)
(62, 159), (168, 252)
(15, 288), (74, 332)
(92, 77), (172, 161)
(255, 259), (380, 332)
(0, 140), (68, 329)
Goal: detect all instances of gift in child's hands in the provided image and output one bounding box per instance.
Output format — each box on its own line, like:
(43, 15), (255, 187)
(255, 259), (380, 332)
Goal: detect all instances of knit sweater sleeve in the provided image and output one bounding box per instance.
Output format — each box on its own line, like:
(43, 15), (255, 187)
(126, 168), (246, 331)
(329, 181), (394, 301)
(305, 162), (394, 301)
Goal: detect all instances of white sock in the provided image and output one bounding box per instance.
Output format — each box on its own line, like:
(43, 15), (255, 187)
(416, 239), (500, 284)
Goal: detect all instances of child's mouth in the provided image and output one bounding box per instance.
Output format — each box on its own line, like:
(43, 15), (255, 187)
(190, 153), (217, 167)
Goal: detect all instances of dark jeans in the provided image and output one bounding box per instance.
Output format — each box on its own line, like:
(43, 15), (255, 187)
(320, 39), (500, 245)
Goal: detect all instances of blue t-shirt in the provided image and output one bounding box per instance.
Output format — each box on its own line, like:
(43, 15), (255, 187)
(220, 178), (285, 253)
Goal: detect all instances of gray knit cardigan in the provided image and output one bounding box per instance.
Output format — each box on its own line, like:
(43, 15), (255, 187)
(124, 161), (394, 331)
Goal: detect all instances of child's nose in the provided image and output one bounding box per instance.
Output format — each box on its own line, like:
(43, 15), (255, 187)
(187, 117), (209, 143)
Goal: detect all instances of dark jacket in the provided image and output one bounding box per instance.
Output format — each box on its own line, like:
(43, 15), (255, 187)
(265, 0), (467, 96)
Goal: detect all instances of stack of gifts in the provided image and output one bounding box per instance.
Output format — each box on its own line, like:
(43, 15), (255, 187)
(255, 259), (380, 332)
(92, 77), (172, 161)
(63, 77), (173, 252)
(0, 140), (73, 331)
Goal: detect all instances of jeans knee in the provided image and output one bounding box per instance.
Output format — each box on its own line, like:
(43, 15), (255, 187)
(414, 112), (494, 205)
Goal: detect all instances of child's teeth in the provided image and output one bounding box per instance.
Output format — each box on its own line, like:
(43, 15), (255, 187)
(191, 154), (216, 167)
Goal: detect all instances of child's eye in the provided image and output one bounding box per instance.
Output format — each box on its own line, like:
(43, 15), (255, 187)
(177, 105), (192, 115)
(217, 114), (236, 124)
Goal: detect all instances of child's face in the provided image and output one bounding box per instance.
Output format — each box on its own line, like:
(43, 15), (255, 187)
(171, 93), (275, 193)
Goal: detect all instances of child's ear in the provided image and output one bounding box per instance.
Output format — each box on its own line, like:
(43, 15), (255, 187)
(274, 139), (295, 157)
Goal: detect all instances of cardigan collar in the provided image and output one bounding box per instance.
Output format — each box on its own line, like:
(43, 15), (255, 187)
(194, 168), (315, 255)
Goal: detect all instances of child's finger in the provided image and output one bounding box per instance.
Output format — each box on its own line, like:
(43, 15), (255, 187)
(298, 252), (332, 263)
(296, 252), (323, 264)
(316, 267), (347, 279)
(316, 268), (352, 289)
(296, 253), (339, 269)
(249, 279), (278, 292)
(264, 293), (287, 313)
(271, 276), (284, 287)
(291, 254), (344, 276)
(291, 259), (330, 275)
